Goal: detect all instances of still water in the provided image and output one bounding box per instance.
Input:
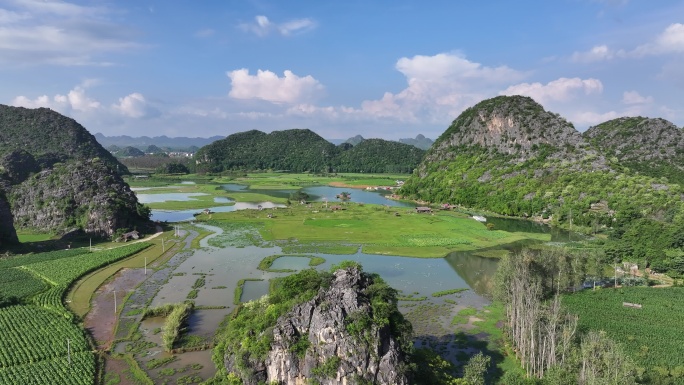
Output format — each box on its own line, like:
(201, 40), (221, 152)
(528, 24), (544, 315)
(148, 184), (413, 222)
(222, 184), (415, 207)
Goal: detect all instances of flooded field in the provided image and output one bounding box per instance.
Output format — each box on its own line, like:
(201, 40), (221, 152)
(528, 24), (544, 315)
(111, 183), (567, 381)
(112, 225), (503, 381)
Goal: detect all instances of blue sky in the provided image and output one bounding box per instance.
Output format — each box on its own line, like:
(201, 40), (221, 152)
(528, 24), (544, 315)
(1, 0), (683, 140)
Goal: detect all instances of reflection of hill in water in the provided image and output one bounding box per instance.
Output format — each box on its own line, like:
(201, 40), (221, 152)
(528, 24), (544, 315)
(445, 240), (542, 296)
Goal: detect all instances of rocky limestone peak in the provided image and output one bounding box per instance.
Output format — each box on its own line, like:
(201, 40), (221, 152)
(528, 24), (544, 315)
(224, 266), (411, 385)
(420, 95), (608, 176)
(584, 116), (684, 161)
(433, 96), (588, 158)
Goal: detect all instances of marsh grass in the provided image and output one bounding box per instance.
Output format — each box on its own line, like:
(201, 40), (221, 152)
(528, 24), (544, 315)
(196, 203), (549, 258)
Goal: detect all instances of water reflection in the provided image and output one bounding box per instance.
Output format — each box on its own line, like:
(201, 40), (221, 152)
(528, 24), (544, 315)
(150, 201), (285, 222)
(222, 184), (415, 207)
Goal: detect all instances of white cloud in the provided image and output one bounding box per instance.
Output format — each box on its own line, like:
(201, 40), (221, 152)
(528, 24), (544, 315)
(0, 8), (29, 23)
(353, 53), (526, 122)
(571, 45), (625, 63)
(500, 77), (603, 104)
(239, 15), (316, 37)
(113, 93), (159, 119)
(11, 85), (100, 113)
(227, 68), (324, 104)
(0, 1), (141, 67)
(570, 110), (621, 126)
(633, 23), (684, 56)
(622, 90), (653, 104)
(6, 0), (103, 17)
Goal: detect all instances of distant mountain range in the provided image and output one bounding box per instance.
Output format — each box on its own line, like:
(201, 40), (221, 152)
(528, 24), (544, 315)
(96, 132), (434, 152)
(339, 134), (434, 150)
(94, 133), (224, 151)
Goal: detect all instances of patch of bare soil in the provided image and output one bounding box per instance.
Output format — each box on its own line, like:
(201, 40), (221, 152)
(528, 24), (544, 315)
(84, 268), (147, 350)
(103, 355), (136, 385)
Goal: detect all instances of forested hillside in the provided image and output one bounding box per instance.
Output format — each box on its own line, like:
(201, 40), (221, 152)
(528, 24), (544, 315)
(196, 129), (425, 173)
(0, 105), (126, 173)
(336, 139), (425, 173)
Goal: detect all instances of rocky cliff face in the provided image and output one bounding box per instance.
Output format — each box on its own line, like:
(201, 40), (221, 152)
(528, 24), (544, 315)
(583, 117), (684, 182)
(8, 159), (145, 237)
(224, 267), (411, 385)
(423, 96), (607, 176)
(584, 117), (684, 161)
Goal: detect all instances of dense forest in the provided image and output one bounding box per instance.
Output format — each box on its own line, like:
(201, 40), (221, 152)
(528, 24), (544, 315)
(195, 128), (425, 174)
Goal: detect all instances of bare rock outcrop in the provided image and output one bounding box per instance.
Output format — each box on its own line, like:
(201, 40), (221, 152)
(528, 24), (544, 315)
(224, 267), (411, 385)
(8, 159), (146, 237)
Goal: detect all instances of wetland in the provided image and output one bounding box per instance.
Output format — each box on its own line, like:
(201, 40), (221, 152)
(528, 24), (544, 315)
(96, 174), (570, 383)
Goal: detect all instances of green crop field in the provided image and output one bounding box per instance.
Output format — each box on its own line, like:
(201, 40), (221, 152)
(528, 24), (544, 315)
(0, 243), (151, 384)
(25, 243), (151, 286)
(0, 268), (47, 299)
(563, 287), (684, 377)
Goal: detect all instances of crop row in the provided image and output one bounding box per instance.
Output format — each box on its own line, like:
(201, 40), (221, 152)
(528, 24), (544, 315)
(25, 243), (151, 286)
(0, 305), (89, 368)
(0, 268), (47, 300)
(0, 351), (94, 385)
(563, 287), (684, 369)
(0, 249), (88, 270)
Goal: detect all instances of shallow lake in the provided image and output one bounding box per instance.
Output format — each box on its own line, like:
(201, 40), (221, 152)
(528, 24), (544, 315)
(222, 184), (415, 207)
(137, 192), (208, 204)
(150, 201), (285, 222)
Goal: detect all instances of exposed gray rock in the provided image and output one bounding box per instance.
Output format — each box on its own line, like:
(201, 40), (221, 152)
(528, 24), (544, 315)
(9, 159), (146, 237)
(421, 95), (608, 177)
(583, 117), (684, 182)
(0, 104), (147, 238)
(225, 267), (410, 385)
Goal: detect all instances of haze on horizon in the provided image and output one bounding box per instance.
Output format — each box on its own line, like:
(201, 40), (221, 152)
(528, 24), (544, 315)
(1, 0), (683, 140)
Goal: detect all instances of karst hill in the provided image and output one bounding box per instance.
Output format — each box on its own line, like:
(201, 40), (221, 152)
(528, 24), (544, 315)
(400, 95), (684, 230)
(0, 105), (148, 244)
(195, 128), (425, 174)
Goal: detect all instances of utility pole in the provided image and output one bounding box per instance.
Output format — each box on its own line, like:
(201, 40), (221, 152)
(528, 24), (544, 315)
(113, 290), (117, 314)
(67, 338), (71, 366)
(144, 256), (147, 275)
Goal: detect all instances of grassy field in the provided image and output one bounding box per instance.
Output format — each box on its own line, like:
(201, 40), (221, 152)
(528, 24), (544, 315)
(66, 231), (180, 317)
(194, 202), (549, 258)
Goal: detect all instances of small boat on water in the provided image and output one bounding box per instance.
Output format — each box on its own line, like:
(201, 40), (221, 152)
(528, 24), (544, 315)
(472, 215), (487, 222)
